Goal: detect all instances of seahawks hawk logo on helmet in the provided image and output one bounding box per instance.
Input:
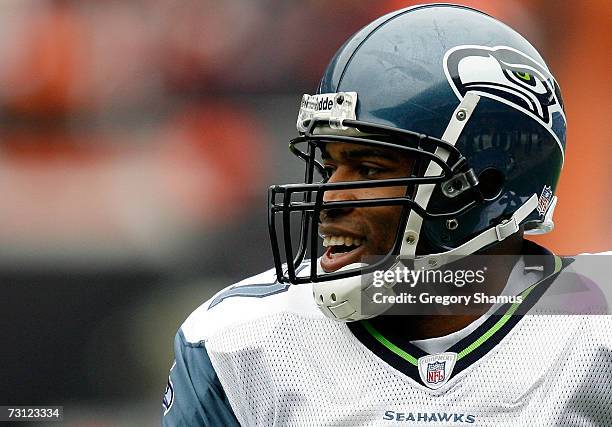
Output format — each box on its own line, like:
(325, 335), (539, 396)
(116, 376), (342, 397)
(444, 45), (566, 156)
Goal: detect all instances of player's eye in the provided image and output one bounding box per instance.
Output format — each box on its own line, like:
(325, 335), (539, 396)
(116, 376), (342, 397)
(358, 164), (386, 178)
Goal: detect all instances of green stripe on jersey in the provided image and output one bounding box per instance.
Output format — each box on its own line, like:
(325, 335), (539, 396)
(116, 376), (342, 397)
(457, 255), (562, 360)
(362, 320), (419, 366)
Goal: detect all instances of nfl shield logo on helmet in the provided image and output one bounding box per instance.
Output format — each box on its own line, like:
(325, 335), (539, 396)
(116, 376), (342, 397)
(537, 185), (554, 216)
(418, 352), (457, 390)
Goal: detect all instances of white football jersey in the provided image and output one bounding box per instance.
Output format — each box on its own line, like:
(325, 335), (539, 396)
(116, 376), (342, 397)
(162, 247), (612, 426)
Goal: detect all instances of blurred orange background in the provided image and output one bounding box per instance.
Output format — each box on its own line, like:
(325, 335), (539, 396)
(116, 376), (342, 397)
(0, 1), (609, 425)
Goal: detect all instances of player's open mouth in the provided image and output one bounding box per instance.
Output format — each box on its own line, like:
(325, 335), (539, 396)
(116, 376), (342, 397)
(320, 235), (367, 273)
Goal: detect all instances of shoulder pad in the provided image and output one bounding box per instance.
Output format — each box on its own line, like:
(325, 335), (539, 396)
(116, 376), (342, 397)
(181, 266), (322, 343)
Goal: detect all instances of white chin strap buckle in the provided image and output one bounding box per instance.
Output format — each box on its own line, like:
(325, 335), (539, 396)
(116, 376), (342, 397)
(495, 217), (519, 241)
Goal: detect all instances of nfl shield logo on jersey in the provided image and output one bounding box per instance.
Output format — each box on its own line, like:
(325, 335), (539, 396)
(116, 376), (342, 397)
(427, 361), (446, 384)
(418, 352), (458, 390)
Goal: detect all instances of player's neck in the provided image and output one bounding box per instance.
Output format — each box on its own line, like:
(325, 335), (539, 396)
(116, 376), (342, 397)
(369, 314), (480, 341)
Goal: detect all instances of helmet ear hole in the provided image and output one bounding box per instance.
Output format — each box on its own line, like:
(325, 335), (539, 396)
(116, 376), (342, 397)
(478, 168), (505, 200)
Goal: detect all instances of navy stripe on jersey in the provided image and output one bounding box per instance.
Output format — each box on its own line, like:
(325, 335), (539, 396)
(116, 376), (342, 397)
(208, 282), (290, 309)
(208, 263), (310, 309)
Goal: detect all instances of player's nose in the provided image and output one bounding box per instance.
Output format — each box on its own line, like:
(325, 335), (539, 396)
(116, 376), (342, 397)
(321, 172), (357, 221)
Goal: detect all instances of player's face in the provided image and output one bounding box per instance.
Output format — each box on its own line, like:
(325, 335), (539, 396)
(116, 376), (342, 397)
(319, 142), (414, 273)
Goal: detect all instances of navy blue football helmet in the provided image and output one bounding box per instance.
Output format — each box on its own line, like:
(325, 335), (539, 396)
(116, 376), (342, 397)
(268, 4), (565, 319)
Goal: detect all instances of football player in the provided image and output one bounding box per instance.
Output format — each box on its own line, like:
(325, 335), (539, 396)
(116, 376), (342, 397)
(162, 4), (611, 426)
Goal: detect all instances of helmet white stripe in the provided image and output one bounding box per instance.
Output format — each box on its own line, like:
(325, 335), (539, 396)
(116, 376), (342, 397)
(399, 92), (481, 258)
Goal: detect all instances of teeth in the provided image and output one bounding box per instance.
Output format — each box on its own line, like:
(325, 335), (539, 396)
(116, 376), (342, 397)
(322, 235), (364, 248)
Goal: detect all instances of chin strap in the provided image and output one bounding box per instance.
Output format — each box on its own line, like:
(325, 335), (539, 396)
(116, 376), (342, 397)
(413, 193), (539, 270)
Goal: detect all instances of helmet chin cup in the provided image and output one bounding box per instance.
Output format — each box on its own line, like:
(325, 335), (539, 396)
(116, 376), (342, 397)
(314, 261), (399, 322)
